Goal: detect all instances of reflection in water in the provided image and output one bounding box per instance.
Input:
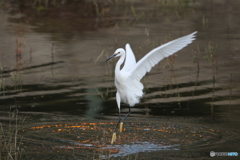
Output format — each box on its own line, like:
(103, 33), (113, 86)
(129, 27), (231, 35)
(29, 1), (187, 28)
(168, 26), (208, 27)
(85, 78), (104, 119)
(56, 141), (178, 158)
(22, 121), (228, 158)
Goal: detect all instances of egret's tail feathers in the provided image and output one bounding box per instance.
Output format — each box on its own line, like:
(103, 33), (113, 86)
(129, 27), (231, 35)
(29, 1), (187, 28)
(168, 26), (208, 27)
(126, 80), (144, 106)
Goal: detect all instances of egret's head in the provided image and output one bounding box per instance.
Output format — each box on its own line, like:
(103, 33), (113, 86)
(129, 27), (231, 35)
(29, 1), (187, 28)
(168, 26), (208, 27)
(105, 48), (125, 62)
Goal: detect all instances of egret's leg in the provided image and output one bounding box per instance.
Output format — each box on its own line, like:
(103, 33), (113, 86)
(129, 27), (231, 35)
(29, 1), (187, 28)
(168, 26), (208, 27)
(111, 108), (122, 144)
(122, 107), (131, 121)
(119, 107), (131, 132)
(111, 132), (117, 144)
(113, 116), (122, 132)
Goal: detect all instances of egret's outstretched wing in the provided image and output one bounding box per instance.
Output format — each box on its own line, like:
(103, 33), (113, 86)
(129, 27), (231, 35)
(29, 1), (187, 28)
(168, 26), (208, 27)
(122, 43), (137, 72)
(129, 31), (197, 81)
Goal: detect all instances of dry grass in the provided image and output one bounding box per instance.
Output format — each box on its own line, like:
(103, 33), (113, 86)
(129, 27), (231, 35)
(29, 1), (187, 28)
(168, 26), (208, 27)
(0, 110), (25, 160)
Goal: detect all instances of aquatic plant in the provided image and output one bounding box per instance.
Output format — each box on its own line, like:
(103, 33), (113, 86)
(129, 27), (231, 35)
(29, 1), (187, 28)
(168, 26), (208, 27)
(204, 41), (218, 82)
(10, 72), (22, 91)
(0, 110), (25, 160)
(191, 45), (201, 98)
(204, 41), (218, 118)
(202, 15), (208, 30)
(0, 65), (5, 96)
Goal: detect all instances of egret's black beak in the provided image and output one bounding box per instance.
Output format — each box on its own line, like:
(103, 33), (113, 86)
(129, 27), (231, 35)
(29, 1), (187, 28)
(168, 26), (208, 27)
(105, 54), (116, 62)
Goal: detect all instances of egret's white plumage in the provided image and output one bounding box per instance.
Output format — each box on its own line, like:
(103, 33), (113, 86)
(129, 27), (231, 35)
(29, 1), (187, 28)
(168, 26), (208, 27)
(106, 32), (197, 143)
(106, 31), (197, 113)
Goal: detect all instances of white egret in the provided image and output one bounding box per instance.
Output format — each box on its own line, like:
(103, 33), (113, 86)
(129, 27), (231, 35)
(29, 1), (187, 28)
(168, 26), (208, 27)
(106, 31), (197, 144)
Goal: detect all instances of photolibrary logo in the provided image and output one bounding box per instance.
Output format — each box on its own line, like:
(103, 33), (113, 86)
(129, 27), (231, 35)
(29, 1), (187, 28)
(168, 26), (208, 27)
(210, 151), (238, 157)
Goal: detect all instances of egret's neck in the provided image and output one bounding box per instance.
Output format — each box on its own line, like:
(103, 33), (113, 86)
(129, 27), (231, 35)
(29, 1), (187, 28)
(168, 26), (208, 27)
(115, 53), (125, 74)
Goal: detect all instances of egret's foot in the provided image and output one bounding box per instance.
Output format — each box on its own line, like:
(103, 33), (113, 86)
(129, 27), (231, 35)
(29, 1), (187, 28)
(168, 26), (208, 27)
(111, 132), (117, 144)
(119, 122), (123, 132)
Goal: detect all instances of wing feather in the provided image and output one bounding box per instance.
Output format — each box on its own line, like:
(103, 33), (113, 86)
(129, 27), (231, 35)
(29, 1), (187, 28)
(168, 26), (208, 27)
(129, 31), (197, 81)
(122, 43), (137, 72)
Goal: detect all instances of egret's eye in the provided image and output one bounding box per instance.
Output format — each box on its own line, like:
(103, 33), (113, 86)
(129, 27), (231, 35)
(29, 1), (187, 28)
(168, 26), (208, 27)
(116, 52), (120, 54)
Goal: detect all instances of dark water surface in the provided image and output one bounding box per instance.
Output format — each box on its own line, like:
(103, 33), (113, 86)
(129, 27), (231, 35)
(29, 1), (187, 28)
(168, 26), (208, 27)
(0, 0), (240, 159)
